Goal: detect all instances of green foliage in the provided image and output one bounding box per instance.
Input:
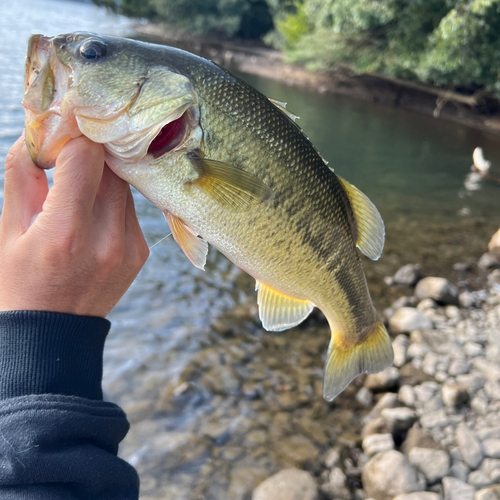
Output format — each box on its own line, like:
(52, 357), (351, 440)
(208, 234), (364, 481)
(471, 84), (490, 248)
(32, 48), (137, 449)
(275, 0), (500, 96)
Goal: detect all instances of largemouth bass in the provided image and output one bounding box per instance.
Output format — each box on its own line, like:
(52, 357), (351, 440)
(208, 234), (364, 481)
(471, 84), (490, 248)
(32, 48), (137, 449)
(23, 32), (393, 401)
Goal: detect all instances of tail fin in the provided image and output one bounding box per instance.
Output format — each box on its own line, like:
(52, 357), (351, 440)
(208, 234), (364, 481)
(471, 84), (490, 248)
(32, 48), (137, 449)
(323, 320), (393, 402)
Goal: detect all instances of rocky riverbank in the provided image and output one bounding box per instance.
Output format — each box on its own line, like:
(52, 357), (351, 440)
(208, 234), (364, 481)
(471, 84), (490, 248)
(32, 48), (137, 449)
(250, 229), (500, 500)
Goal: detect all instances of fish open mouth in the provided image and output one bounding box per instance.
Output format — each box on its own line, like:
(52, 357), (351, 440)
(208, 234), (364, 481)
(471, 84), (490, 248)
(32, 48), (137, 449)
(23, 35), (80, 168)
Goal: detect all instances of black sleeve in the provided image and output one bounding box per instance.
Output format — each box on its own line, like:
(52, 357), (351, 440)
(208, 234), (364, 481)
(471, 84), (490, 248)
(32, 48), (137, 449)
(0, 311), (139, 500)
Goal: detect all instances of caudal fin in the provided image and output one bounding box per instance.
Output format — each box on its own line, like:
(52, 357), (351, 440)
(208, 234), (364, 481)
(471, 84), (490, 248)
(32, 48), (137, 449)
(323, 320), (393, 402)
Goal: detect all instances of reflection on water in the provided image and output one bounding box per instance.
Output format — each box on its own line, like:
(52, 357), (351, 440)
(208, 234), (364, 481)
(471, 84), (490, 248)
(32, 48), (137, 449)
(1, 2), (499, 498)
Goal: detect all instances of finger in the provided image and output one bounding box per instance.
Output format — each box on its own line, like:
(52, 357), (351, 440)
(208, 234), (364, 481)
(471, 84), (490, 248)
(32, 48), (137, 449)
(43, 137), (105, 223)
(124, 187), (149, 262)
(2, 134), (48, 234)
(94, 165), (129, 226)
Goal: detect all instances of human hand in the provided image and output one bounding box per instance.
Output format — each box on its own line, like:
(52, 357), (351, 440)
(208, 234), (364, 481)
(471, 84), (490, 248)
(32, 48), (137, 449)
(0, 134), (149, 317)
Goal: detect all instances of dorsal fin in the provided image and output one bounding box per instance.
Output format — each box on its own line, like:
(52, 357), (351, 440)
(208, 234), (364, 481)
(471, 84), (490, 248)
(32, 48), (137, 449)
(337, 175), (385, 261)
(256, 280), (314, 331)
(164, 211), (208, 270)
(269, 97), (300, 122)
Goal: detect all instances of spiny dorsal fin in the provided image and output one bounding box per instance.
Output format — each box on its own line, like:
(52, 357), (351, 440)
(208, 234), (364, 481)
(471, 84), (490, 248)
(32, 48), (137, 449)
(337, 175), (385, 261)
(269, 97), (300, 122)
(189, 156), (273, 210)
(323, 319), (393, 401)
(164, 211), (208, 270)
(256, 280), (314, 331)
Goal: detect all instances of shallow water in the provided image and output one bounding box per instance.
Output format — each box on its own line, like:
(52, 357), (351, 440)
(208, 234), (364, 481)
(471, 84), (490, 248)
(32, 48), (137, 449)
(1, 2), (499, 498)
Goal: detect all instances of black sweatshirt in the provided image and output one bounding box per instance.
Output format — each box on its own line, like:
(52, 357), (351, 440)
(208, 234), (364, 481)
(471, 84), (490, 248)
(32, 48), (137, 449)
(0, 311), (139, 499)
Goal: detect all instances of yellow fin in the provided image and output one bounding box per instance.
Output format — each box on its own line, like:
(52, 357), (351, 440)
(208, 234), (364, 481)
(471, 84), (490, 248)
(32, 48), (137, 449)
(189, 156), (273, 210)
(323, 319), (393, 401)
(268, 97), (300, 122)
(164, 212), (208, 270)
(337, 175), (385, 261)
(256, 280), (314, 331)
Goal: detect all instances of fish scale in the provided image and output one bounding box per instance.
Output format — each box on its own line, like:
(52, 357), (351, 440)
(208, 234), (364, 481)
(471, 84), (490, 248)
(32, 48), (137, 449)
(23, 32), (393, 400)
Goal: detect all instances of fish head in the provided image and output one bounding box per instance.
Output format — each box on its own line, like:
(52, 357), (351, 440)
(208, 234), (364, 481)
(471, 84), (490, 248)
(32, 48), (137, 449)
(23, 31), (201, 183)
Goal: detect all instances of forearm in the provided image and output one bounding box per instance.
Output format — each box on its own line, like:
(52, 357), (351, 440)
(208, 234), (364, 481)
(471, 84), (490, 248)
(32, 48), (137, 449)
(0, 312), (139, 500)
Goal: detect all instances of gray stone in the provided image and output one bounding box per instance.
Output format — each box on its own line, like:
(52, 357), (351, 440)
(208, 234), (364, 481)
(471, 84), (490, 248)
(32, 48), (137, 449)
(481, 459), (500, 477)
(422, 351), (439, 376)
(409, 447), (450, 484)
(477, 428), (500, 441)
(365, 367), (400, 391)
(475, 486), (500, 500)
(442, 476), (475, 500)
(417, 298), (438, 311)
(415, 382), (440, 402)
(394, 335), (410, 368)
(478, 252), (500, 270)
(399, 385), (417, 407)
(472, 396), (489, 415)
(469, 470), (494, 489)
(275, 435), (319, 466)
(484, 439), (500, 459)
(389, 307), (434, 334)
(449, 359), (471, 376)
(459, 291), (476, 309)
(321, 467), (351, 500)
(381, 407), (417, 436)
(457, 373), (486, 396)
(415, 277), (459, 305)
(364, 393), (399, 423)
(392, 264), (422, 286)
(485, 382), (500, 401)
(362, 433), (395, 457)
(393, 494), (442, 500)
(420, 409), (449, 430)
(456, 424), (483, 469)
(357, 386), (374, 407)
(252, 469), (319, 500)
(474, 359), (500, 384)
(488, 269), (500, 288)
(445, 305), (463, 321)
(449, 462), (470, 482)
(361, 450), (425, 500)
(442, 383), (469, 407)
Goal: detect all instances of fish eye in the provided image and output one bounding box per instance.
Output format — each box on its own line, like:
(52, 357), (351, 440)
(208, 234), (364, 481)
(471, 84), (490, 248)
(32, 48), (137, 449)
(79, 40), (107, 61)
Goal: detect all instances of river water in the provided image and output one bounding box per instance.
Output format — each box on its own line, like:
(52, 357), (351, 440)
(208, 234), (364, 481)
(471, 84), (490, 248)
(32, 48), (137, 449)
(1, 1), (499, 499)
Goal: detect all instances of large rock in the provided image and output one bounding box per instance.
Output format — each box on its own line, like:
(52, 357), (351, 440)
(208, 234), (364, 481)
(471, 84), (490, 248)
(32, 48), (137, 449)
(389, 307), (434, 334)
(409, 447), (450, 484)
(456, 424), (483, 469)
(442, 476), (475, 500)
(252, 469), (319, 500)
(361, 450), (425, 500)
(488, 229), (500, 259)
(415, 277), (458, 305)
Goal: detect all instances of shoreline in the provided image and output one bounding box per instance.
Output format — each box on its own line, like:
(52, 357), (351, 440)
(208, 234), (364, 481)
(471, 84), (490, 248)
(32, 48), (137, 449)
(132, 24), (500, 136)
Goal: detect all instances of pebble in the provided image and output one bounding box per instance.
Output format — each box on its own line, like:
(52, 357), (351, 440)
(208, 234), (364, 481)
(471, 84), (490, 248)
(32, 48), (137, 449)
(394, 334), (410, 367)
(362, 433), (395, 457)
(483, 439), (500, 459)
(409, 447), (450, 484)
(252, 469), (319, 500)
(488, 229), (500, 258)
(442, 476), (476, 500)
(475, 486), (500, 500)
(362, 450), (425, 500)
(357, 386), (374, 407)
(391, 264), (422, 286)
(415, 277), (459, 305)
(365, 367), (400, 392)
(478, 252), (500, 270)
(468, 470), (494, 489)
(456, 424), (484, 469)
(381, 407), (417, 436)
(442, 383), (469, 407)
(275, 435), (319, 466)
(392, 494), (442, 500)
(389, 307), (434, 334)
(399, 385), (417, 407)
(450, 462), (471, 482)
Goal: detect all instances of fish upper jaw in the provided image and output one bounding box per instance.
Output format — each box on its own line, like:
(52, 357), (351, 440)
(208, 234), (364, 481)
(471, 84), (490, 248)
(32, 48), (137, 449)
(23, 34), (81, 168)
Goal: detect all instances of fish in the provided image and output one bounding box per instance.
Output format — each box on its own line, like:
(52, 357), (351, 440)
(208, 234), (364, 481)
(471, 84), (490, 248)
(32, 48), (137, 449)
(22, 32), (393, 401)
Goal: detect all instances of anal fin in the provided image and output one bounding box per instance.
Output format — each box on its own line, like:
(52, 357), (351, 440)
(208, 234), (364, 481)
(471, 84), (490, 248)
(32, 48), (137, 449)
(164, 211), (208, 270)
(256, 280), (314, 331)
(323, 319), (393, 402)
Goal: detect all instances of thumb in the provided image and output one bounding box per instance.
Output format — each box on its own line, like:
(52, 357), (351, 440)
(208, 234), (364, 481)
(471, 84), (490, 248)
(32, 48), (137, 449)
(1, 134), (49, 234)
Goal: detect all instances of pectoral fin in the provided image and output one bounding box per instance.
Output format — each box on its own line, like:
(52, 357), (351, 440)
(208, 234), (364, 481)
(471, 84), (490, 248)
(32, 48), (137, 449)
(163, 212), (208, 270)
(256, 280), (314, 331)
(337, 175), (385, 261)
(189, 156), (273, 210)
